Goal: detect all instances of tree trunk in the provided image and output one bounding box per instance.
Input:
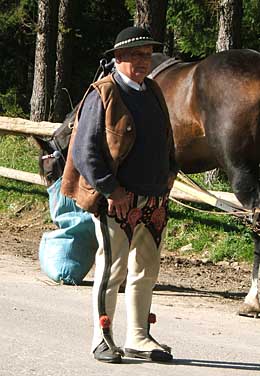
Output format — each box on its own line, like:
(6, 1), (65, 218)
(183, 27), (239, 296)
(216, 0), (243, 52)
(134, 0), (168, 49)
(30, 0), (59, 121)
(48, 1), (60, 118)
(52, 0), (75, 122)
(164, 29), (175, 57)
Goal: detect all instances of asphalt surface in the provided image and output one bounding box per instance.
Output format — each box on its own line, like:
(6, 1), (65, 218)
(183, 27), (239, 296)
(1, 254), (260, 376)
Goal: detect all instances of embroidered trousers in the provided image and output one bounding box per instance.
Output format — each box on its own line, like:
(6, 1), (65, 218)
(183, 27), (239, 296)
(91, 195), (168, 352)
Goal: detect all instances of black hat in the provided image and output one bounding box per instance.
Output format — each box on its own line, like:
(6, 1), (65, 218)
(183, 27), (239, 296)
(105, 26), (162, 54)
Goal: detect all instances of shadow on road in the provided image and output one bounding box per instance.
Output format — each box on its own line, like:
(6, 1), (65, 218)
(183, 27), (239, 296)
(100, 356), (260, 370)
(74, 279), (247, 301)
(153, 283), (247, 301)
(175, 358), (260, 371)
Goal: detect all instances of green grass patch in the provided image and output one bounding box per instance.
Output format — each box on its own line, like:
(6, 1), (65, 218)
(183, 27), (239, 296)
(0, 135), (39, 172)
(165, 200), (253, 263)
(0, 135), (48, 214)
(165, 172), (253, 262)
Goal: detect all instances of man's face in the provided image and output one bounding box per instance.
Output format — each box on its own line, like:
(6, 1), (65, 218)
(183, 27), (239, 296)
(115, 45), (153, 84)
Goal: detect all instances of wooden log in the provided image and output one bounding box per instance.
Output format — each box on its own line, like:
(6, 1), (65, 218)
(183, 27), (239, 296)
(171, 180), (243, 210)
(170, 185), (242, 208)
(0, 166), (46, 186)
(0, 116), (61, 137)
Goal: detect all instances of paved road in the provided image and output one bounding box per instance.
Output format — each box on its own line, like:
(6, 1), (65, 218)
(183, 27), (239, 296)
(0, 255), (260, 376)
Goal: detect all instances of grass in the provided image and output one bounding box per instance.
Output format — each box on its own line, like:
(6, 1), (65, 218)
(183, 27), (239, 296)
(166, 200), (253, 263)
(0, 135), (48, 213)
(0, 135), (255, 263)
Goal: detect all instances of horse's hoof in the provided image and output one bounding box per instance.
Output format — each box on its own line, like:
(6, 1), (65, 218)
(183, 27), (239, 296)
(237, 303), (260, 318)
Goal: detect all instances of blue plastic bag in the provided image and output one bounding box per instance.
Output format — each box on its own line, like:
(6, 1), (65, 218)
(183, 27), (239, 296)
(39, 177), (98, 284)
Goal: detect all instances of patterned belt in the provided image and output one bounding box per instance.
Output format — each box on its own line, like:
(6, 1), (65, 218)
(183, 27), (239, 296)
(108, 192), (169, 247)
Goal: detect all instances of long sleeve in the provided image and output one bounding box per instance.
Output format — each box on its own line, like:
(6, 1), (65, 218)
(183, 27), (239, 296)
(72, 89), (119, 196)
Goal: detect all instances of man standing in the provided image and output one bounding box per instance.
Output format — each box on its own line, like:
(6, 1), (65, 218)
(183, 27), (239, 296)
(61, 26), (178, 363)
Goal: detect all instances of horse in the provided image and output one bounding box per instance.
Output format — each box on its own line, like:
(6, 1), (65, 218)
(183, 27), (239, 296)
(35, 49), (260, 317)
(151, 48), (260, 318)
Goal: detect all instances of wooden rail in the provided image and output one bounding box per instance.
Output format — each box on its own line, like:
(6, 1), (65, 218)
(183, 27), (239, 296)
(0, 116), (61, 137)
(0, 116), (61, 186)
(0, 166), (46, 186)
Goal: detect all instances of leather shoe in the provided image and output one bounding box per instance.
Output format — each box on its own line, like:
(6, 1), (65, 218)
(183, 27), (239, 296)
(124, 348), (173, 362)
(94, 341), (122, 363)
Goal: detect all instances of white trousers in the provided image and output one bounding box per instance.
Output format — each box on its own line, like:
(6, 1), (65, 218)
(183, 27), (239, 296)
(91, 196), (167, 352)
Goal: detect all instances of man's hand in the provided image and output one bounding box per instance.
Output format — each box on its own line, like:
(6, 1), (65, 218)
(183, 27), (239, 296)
(107, 186), (130, 219)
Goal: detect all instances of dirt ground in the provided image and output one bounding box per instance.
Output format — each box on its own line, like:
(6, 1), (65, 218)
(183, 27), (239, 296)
(0, 208), (252, 301)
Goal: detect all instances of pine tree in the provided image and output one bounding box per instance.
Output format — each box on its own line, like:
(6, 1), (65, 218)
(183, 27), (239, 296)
(216, 0), (243, 52)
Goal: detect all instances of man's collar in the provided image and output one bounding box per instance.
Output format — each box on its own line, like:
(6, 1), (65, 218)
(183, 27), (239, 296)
(116, 69), (146, 91)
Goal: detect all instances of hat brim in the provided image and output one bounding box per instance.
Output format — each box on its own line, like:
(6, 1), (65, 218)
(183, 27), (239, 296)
(105, 40), (162, 55)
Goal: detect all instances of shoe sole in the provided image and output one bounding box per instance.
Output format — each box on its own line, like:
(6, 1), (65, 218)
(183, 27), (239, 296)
(124, 348), (173, 362)
(94, 356), (122, 364)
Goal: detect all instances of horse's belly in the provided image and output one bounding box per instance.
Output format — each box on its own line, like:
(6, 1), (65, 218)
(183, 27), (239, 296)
(176, 136), (218, 173)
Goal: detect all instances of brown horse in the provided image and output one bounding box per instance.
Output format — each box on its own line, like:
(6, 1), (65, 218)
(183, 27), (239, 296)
(36, 49), (260, 317)
(151, 49), (260, 317)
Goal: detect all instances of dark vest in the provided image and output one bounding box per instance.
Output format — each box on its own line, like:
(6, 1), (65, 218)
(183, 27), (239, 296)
(115, 74), (171, 196)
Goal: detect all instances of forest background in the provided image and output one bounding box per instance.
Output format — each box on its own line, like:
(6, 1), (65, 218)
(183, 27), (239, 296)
(1, 0), (260, 120)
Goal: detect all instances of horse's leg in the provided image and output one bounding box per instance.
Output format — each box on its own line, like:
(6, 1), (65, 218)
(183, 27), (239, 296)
(226, 165), (260, 317)
(238, 234), (260, 318)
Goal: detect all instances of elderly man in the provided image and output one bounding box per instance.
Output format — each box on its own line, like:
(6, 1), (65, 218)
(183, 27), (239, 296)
(61, 26), (178, 364)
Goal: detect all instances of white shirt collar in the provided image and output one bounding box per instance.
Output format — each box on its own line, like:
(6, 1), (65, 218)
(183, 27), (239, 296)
(116, 69), (146, 91)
